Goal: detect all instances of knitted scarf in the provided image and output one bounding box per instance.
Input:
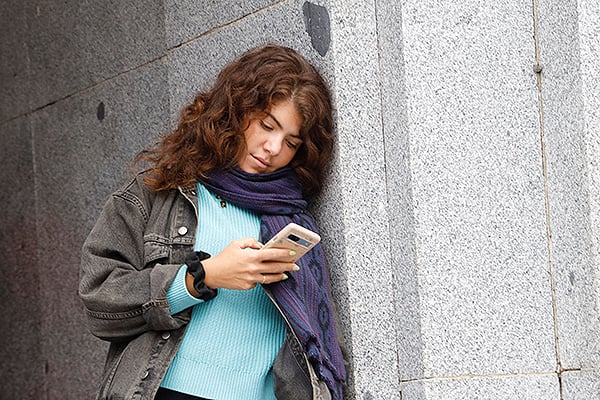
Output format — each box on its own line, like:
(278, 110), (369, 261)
(201, 167), (346, 399)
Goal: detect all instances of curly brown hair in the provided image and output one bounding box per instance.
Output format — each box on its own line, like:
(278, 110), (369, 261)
(136, 44), (334, 196)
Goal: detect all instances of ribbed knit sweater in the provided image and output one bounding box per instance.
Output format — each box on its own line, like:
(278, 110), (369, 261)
(160, 182), (286, 399)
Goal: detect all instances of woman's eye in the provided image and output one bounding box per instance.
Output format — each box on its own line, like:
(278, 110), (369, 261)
(260, 121), (273, 131)
(287, 141), (299, 149)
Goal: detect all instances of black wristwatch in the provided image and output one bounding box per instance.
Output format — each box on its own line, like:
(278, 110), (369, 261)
(185, 251), (218, 301)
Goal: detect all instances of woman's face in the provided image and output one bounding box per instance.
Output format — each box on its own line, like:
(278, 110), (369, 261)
(238, 100), (303, 174)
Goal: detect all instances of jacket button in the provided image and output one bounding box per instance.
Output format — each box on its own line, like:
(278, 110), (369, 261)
(177, 226), (188, 236)
(161, 332), (171, 340)
(142, 370), (150, 380)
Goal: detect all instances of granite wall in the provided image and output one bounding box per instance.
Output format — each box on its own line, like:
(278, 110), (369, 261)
(1, 0), (598, 399)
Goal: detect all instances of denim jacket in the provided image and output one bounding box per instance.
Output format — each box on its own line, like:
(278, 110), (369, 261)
(79, 173), (332, 400)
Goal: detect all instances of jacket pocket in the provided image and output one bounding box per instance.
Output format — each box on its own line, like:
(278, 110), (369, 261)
(143, 234), (170, 268)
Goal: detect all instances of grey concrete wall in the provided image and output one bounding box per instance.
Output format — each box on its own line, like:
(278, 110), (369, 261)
(1, 0), (599, 399)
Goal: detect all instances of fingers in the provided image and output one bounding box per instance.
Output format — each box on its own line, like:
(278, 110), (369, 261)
(234, 238), (299, 264)
(256, 261), (300, 276)
(203, 238), (301, 291)
(259, 273), (289, 285)
(255, 247), (298, 263)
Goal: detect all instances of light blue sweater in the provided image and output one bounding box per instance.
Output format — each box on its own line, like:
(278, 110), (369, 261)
(161, 183), (286, 399)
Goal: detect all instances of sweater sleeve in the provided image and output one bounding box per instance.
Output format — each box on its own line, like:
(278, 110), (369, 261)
(167, 264), (205, 314)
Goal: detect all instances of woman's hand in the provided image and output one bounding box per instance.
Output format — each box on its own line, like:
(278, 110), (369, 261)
(198, 238), (299, 291)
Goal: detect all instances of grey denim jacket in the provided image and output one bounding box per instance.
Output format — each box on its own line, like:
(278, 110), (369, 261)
(79, 173), (332, 400)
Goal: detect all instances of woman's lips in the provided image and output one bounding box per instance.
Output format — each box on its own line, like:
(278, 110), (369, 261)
(252, 155), (269, 168)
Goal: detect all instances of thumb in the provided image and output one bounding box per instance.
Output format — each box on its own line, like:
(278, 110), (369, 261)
(237, 237), (262, 250)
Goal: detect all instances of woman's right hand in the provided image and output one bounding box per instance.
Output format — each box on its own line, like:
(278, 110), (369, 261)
(194, 238), (299, 291)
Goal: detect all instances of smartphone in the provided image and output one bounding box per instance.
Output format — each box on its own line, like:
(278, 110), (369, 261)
(261, 223), (321, 262)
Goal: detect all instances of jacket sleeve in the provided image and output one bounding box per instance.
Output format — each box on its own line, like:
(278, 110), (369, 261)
(79, 180), (192, 343)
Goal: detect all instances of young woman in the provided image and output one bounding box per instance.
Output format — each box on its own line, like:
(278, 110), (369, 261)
(79, 44), (347, 400)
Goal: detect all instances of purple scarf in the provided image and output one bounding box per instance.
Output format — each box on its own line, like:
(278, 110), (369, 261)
(201, 167), (346, 399)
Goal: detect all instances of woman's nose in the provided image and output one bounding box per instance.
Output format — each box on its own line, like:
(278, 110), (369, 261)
(264, 136), (282, 155)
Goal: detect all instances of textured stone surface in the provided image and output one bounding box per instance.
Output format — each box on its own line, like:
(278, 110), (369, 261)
(562, 370), (600, 400)
(324, 0), (402, 397)
(0, 117), (45, 399)
(30, 59), (170, 399)
(536, 0), (600, 369)
(401, 374), (559, 400)
(0, 0), (31, 121)
(577, 0), (600, 372)
(579, 0), (600, 373)
(394, 0), (557, 380)
(27, 0), (165, 111)
(164, 0), (275, 48)
(376, 0), (421, 382)
(579, 0), (600, 260)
